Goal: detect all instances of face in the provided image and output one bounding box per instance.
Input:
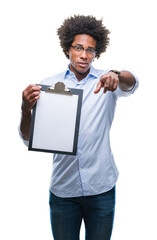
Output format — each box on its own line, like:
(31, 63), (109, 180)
(67, 34), (97, 80)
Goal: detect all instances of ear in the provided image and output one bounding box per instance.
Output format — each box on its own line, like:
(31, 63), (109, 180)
(66, 49), (69, 56)
(66, 49), (71, 59)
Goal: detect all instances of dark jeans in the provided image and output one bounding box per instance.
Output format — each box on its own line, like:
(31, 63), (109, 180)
(49, 186), (115, 240)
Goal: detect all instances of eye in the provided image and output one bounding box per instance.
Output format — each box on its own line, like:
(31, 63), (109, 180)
(75, 46), (82, 51)
(86, 49), (92, 53)
(86, 48), (95, 54)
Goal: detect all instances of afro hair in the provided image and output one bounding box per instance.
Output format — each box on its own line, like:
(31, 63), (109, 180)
(57, 15), (110, 59)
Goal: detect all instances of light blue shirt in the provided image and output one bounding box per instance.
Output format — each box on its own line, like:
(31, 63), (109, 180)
(20, 66), (139, 198)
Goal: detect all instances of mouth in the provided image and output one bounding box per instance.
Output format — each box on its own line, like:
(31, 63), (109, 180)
(78, 62), (88, 68)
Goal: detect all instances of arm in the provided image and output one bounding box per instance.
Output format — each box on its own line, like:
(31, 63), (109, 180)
(94, 70), (136, 94)
(118, 71), (136, 92)
(20, 84), (41, 140)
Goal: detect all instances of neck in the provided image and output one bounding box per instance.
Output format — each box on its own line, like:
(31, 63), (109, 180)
(69, 64), (90, 81)
(75, 70), (90, 81)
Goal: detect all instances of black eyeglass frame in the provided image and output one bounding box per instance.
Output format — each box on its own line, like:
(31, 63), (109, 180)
(71, 45), (97, 57)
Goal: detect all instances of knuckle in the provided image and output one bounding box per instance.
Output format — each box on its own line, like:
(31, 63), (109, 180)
(22, 91), (27, 99)
(32, 91), (37, 97)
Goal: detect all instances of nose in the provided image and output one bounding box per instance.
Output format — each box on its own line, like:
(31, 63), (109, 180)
(80, 49), (88, 59)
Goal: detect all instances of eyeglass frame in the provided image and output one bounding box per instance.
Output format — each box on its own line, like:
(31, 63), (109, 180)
(71, 45), (97, 57)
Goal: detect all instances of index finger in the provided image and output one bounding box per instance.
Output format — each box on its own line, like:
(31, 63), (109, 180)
(23, 84), (42, 95)
(28, 84), (42, 91)
(94, 81), (102, 94)
(94, 76), (108, 94)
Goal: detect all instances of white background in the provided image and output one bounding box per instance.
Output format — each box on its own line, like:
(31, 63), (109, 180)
(0, 0), (157, 239)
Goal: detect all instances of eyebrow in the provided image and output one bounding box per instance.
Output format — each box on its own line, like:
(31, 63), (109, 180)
(75, 43), (96, 50)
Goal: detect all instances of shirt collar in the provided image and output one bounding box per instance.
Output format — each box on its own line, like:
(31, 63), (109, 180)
(63, 65), (99, 80)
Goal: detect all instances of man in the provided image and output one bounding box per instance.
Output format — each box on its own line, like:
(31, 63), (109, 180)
(19, 15), (138, 240)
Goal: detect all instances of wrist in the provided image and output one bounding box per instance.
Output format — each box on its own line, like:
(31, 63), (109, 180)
(109, 70), (121, 80)
(21, 104), (31, 116)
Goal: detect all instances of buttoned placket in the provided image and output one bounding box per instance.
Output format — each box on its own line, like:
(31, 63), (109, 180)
(64, 69), (98, 196)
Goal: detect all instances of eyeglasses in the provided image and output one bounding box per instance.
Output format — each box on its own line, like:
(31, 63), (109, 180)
(71, 45), (97, 57)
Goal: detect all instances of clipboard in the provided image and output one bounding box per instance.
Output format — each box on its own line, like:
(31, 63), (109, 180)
(28, 82), (83, 155)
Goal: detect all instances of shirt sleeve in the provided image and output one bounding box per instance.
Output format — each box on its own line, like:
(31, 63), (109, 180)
(113, 70), (139, 98)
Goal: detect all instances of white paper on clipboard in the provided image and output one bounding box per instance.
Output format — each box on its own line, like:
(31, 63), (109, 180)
(29, 83), (83, 155)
